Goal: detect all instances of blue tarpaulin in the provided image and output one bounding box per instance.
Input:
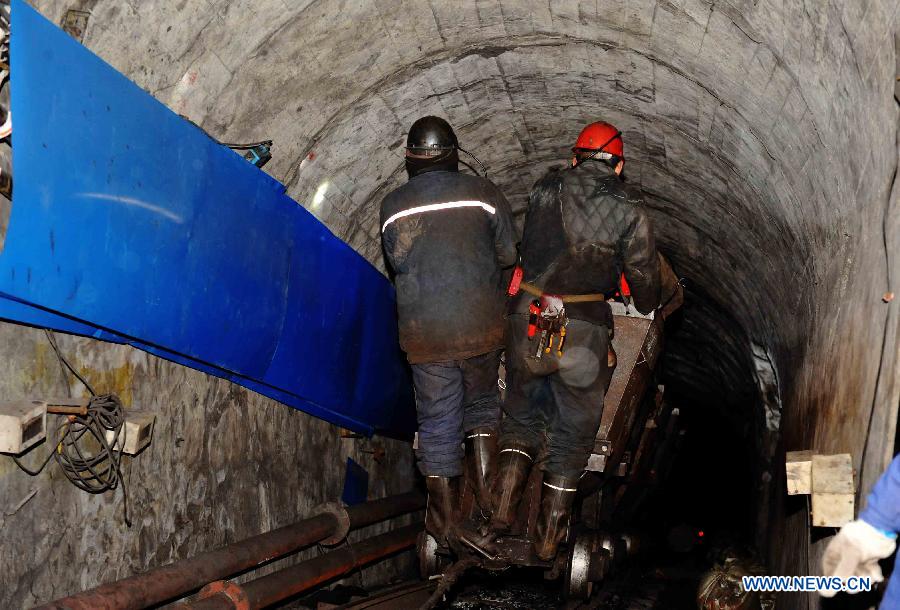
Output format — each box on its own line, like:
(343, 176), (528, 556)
(4, 0), (414, 437)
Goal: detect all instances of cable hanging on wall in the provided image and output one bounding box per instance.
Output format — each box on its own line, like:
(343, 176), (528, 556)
(11, 331), (132, 526)
(177, 114), (273, 168)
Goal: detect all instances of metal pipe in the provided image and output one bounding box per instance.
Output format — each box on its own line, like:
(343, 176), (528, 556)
(37, 492), (424, 610)
(187, 523), (422, 610)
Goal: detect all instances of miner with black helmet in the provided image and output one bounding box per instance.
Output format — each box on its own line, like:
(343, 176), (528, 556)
(380, 116), (517, 550)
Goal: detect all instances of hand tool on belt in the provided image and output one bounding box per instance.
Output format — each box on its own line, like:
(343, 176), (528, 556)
(507, 263), (607, 305)
(517, 280), (607, 304)
(526, 294), (573, 360)
(530, 299), (559, 360)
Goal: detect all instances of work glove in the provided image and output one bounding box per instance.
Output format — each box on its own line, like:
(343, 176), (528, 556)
(820, 519), (897, 597)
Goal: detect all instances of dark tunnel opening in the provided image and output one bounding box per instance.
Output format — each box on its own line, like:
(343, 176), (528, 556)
(655, 285), (765, 538)
(644, 392), (758, 546)
(619, 392), (761, 608)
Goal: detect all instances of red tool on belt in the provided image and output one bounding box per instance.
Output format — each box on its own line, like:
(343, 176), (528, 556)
(508, 264), (524, 297)
(527, 300), (540, 337)
(528, 295), (567, 360)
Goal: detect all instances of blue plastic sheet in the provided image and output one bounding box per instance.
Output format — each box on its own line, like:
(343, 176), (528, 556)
(3, 1), (414, 437)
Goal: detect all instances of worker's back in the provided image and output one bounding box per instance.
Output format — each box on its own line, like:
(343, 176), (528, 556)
(519, 163), (660, 319)
(380, 170), (516, 364)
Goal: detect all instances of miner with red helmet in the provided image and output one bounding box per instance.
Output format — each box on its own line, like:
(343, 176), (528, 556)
(490, 121), (661, 561)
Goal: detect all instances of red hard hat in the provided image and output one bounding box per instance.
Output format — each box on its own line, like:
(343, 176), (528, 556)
(573, 121), (624, 160)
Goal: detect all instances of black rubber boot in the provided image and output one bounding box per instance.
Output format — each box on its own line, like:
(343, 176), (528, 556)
(533, 472), (580, 561)
(425, 475), (460, 550)
(465, 426), (498, 518)
(489, 444), (534, 533)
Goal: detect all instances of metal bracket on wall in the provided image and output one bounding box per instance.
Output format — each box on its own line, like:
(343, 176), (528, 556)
(60, 9), (90, 42)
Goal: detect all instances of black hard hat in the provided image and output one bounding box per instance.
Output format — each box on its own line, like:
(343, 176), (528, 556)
(406, 116), (458, 155)
(405, 116), (459, 178)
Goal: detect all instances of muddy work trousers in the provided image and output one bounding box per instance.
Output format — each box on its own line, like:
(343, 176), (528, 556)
(500, 314), (614, 478)
(411, 350), (502, 477)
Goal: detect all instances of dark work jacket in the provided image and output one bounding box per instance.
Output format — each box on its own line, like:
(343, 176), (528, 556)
(381, 171), (517, 364)
(517, 163), (661, 325)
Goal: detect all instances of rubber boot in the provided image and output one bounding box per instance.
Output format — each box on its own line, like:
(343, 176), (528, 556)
(424, 475), (460, 550)
(489, 444), (534, 533)
(533, 472), (580, 561)
(465, 426), (498, 518)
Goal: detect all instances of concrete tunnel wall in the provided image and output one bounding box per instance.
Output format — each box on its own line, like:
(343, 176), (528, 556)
(5, 0), (899, 607)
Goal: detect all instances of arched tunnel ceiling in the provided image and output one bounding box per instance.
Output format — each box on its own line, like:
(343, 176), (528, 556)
(34, 1), (899, 454)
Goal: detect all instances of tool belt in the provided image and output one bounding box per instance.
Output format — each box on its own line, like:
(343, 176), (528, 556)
(523, 287), (616, 366)
(509, 267), (610, 361)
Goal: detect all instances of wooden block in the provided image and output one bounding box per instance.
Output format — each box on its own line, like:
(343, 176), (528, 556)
(812, 492), (855, 527)
(786, 450), (813, 495)
(810, 454), (855, 527)
(812, 453), (854, 494)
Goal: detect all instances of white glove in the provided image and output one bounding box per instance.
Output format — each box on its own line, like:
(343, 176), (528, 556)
(820, 520), (896, 597)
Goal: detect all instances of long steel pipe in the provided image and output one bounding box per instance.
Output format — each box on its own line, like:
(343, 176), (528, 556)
(37, 492), (424, 610)
(187, 523), (422, 610)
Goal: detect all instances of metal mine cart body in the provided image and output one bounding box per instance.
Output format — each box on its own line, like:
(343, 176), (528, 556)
(418, 257), (684, 600)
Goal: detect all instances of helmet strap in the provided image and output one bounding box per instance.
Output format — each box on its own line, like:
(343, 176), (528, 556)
(405, 148), (459, 178)
(405, 144), (487, 177)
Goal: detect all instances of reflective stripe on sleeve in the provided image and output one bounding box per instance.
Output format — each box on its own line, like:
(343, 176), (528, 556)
(381, 200), (496, 232)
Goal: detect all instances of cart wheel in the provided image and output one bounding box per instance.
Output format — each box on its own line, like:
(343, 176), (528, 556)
(565, 533), (594, 599)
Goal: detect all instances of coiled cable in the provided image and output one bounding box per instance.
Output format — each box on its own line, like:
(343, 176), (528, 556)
(12, 332), (132, 526)
(55, 394), (126, 493)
